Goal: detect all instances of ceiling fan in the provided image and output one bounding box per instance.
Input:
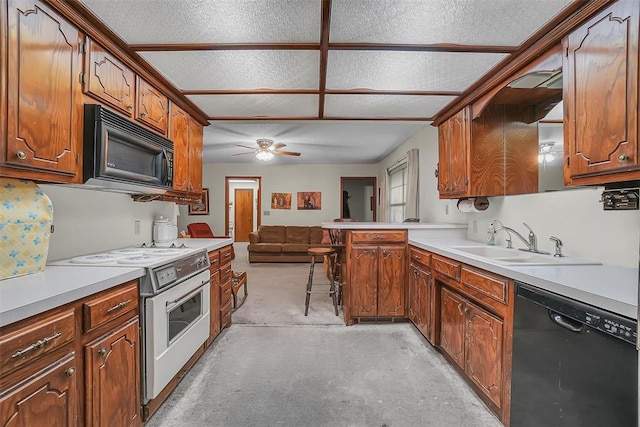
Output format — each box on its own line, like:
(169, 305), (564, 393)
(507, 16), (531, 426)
(233, 139), (301, 161)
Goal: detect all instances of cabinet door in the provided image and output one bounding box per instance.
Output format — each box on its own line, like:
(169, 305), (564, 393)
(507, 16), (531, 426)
(440, 288), (465, 368)
(349, 247), (378, 317)
(209, 272), (221, 344)
(136, 78), (168, 135)
(449, 108), (469, 195)
(465, 303), (504, 408)
(378, 246), (405, 316)
(84, 318), (140, 427)
(437, 120), (452, 194)
(564, 0), (639, 182)
(5, 0), (83, 182)
(0, 354), (77, 426)
(408, 264), (420, 325)
(418, 269), (433, 342)
(84, 39), (136, 117)
(188, 120), (204, 193)
(169, 104), (190, 192)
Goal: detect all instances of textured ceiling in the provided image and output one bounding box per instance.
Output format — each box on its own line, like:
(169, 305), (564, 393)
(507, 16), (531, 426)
(78, 0), (574, 163)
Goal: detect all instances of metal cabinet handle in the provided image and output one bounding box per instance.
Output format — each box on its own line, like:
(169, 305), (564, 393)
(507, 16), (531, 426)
(106, 299), (132, 313)
(65, 367), (76, 377)
(11, 332), (62, 358)
(140, 112), (147, 117)
(127, 104), (134, 110)
(618, 153), (629, 162)
(16, 150), (27, 160)
(98, 347), (107, 357)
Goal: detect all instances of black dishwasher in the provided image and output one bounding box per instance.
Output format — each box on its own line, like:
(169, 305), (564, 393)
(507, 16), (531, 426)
(512, 282), (638, 427)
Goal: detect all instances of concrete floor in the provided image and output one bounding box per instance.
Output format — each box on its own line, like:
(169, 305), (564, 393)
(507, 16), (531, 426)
(146, 243), (503, 427)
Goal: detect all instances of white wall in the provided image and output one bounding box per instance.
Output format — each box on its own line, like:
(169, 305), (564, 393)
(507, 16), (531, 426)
(178, 163), (378, 235)
(376, 125), (640, 268)
(39, 185), (175, 261)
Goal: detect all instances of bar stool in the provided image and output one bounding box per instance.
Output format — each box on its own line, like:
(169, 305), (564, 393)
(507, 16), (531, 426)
(305, 247), (339, 316)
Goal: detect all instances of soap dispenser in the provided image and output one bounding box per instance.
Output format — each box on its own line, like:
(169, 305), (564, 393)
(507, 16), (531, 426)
(487, 221), (496, 246)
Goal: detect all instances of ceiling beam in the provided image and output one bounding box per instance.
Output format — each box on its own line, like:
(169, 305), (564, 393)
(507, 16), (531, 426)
(130, 43), (319, 51)
(329, 43), (517, 53)
(318, 0), (332, 119)
(206, 116), (432, 121)
(182, 89), (462, 96)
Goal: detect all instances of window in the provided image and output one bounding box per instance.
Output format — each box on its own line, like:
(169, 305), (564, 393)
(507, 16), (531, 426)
(388, 163), (407, 223)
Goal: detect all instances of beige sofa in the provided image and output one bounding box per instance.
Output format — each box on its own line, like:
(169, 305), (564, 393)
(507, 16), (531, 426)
(247, 225), (328, 263)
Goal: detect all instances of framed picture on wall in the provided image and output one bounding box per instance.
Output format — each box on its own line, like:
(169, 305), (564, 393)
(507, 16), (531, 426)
(189, 188), (209, 215)
(271, 192), (292, 209)
(297, 192), (321, 210)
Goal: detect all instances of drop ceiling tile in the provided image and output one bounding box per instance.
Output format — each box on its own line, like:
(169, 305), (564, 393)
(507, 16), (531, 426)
(327, 51), (508, 91)
(187, 94), (319, 118)
(330, 0), (574, 45)
(324, 95), (456, 118)
(80, 0), (322, 44)
(140, 50), (320, 90)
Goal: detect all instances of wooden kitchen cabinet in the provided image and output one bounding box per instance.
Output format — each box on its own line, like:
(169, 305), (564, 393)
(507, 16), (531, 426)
(345, 231), (407, 324)
(136, 77), (169, 135)
(169, 103), (203, 194)
(83, 38), (136, 118)
(2, 0), (84, 183)
(437, 107), (470, 197)
(219, 245), (234, 329)
(409, 262), (434, 343)
(84, 318), (140, 427)
(564, 0), (640, 185)
(206, 249), (222, 347)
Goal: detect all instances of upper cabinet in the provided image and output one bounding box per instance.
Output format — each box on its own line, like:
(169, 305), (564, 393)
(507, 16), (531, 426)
(83, 38), (136, 118)
(437, 108), (470, 198)
(169, 103), (203, 194)
(136, 78), (169, 135)
(2, 0), (84, 183)
(564, 0), (640, 185)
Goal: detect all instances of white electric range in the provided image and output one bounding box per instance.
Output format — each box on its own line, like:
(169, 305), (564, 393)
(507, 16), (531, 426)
(51, 241), (211, 407)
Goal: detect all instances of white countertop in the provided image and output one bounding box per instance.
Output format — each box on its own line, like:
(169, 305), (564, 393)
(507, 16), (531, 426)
(0, 266), (145, 327)
(176, 237), (233, 252)
(410, 237), (638, 320)
(321, 222), (468, 230)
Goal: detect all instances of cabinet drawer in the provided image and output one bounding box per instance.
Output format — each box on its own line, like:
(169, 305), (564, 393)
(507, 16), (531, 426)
(351, 231), (406, 244)
(432, 254), (461, 281)
(461, 267), (509, 305)
(220, 300), (232, 329)
(409, 248), (431, 267)
(0, 309), (75, 377)
(220, 278), (233, 307)
(220, 246), (233, 264)
(220, 262), (233, 284)
(83, 282), (138, 332)
(208, 250), (220, 272)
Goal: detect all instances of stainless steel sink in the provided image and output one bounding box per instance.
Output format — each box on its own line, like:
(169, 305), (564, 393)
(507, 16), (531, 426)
(450, 245), (601, 266)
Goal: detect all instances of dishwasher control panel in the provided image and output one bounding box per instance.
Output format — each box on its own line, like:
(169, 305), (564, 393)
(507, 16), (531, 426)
(584, 311), (637, 345)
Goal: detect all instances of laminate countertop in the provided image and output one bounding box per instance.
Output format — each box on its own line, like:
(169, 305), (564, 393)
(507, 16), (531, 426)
(410, 237), (638, 320)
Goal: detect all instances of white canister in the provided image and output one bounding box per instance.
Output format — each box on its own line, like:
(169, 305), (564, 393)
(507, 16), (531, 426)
(153, 216), (178, 243)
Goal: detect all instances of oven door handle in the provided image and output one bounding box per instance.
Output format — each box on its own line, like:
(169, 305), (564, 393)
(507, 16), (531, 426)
(165, 279), (210, 311)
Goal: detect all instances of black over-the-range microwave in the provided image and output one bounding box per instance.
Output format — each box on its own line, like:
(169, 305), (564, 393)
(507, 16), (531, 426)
(83, 104), (174, 194)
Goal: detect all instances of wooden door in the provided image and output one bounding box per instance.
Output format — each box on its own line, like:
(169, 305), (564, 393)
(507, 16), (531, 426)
(418, 269), (433, 342)
(4, 0), (83, 182)
(408, 264), (420, 325)
(564, 0), (639, 182)
(136, 77), (168, 135)
(437, 120), (451, 194)
(169, 104), (190, 192)
(440, 287), (465, 368)
(377, 246), (405, 316)
(465, 302), (504, 408)
(449, 108), (469, 195)
(349, 247), (378, 317)
(84, 318), (140, 427)
(84, 38), (135, 117)
(233, 188), (254, 242)
(0, 354), (77, 426)
(188, 120), (203, 193)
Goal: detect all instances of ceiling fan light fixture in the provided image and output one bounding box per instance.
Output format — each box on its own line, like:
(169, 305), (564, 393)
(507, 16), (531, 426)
(256, 150), (275, 161)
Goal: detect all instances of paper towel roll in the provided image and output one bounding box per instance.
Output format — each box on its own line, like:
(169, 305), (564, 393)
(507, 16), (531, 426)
(457, 197), (489, 213)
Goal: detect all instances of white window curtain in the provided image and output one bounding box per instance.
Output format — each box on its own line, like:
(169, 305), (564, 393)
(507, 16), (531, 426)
(405, 148), (419, 219)
(388, 161), (407, 222)
(378, 171), (388, 222)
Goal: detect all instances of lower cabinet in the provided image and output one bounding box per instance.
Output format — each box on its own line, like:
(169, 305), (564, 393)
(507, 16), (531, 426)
(84, 318), (140, 427)
(408, 262), (434, 343)
(0, 353), (78, 426)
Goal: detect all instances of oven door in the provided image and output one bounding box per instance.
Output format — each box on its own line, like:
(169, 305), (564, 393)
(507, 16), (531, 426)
(143, 270), (210, 402)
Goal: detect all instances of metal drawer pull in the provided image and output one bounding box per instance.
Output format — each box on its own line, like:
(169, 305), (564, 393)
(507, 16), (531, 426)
(374, 235), (383, 239)
(11, 332), (63, 359)
(16, 150), (27, 160)
(106, 299), (132, 313)
(65, 367), (76, 377)
(98, 347), (107, 357)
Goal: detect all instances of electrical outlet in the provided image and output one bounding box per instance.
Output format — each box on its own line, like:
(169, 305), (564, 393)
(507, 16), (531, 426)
(263, 210), (270, 216)
(134, 220), (141, 235)
(472, 220), (478, 233)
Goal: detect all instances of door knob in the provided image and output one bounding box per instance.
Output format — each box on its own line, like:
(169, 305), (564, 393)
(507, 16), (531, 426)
(618, 153), (629, 162)
(98, 347), (107, 357)
(65, 367), (76, 377)
(16, 150), (27, 160)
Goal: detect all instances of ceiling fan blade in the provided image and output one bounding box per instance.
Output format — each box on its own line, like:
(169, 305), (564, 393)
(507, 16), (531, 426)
(272, 143), (287, 150)
(274, 150), (301, 157)
(231, 152), (255, 156)
(236, 144), (257, 150)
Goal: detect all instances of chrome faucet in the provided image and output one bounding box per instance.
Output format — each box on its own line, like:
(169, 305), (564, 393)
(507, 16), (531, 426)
(492, 221), (550, 254)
